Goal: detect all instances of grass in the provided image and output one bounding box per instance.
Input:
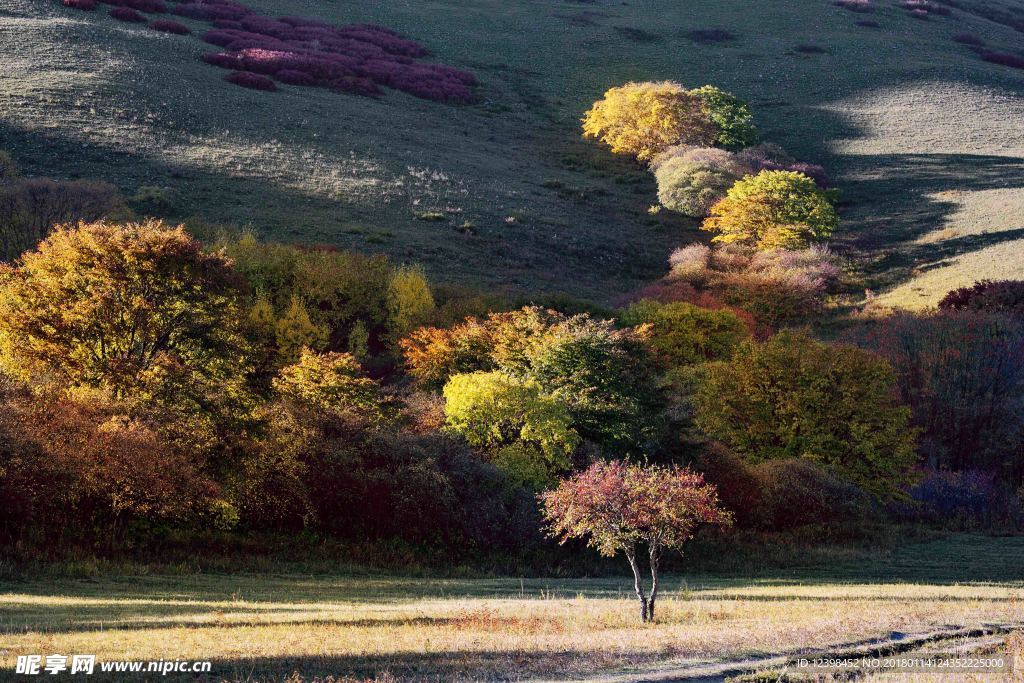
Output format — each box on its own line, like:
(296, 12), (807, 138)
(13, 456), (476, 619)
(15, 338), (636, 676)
(5, 0), (1024, 303)
(1, 534), (1022, 681)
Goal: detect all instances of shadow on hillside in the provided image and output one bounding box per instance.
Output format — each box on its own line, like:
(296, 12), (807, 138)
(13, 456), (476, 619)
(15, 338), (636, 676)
(826, 152), (1024, 291)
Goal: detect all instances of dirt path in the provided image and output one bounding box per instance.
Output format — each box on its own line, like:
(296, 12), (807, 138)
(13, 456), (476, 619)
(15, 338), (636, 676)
(550, 624), (1021, 683)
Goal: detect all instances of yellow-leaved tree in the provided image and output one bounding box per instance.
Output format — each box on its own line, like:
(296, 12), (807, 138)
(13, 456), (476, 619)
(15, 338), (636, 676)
(582, 81), (716, 161)
(702, 170), (838, 250)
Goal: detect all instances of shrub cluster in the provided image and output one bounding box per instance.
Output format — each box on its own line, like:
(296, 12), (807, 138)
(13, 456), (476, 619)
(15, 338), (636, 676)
(846, 311), (1024, 479)
(834, 0), (873, 12)
(660, 242), (842, 326)
(150, 19), (191, 35)
(60, 0), (476, 103)
(902, 0), (951, 18)
(110, 7), (147, 22)
(225, 70), (277, 91)
(582, 81), (835, 252)
(939, 279), (1024, 314)
(652, 143), (831, 218)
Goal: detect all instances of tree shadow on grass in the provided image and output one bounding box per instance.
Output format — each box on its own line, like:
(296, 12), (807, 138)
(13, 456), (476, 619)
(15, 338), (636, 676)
(825, 152), (1024, 291)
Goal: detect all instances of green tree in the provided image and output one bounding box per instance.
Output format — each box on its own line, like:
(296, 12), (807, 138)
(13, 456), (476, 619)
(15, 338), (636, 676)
(692, 331), (917, 497)
(702, 170), (838, 250)
(521, 314), (665, 455)
(689, 85), (758, 149)
(620, 300), (749, 366)
(347, 319), (370, 360)
(443, 371), (578, 486)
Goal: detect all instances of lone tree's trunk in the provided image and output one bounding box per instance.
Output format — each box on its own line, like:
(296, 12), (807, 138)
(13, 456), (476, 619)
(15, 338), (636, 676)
(648, 543), (661, 622)
(624, 545), (649, 622)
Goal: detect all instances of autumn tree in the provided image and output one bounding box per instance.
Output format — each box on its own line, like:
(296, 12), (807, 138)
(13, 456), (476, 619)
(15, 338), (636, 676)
(275, 294), (328, 363)
(273, 348), (387, 424)
(388, 265), (436, 340)
(582, 81), (716, 161)
(702, 170), (838, 250)
(400, 318), (496, 389)
(0, 220), (248, 399)
(542, 461), (731, 622)
(620, 300), (750, 366)
(693, 331), (918, 498)
(404, 307), (665, 455)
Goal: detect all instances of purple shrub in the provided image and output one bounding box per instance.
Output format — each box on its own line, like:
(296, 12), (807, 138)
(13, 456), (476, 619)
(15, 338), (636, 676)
(834, 0), (872, 12)
(903, 469), (1023, 528)
(275, 69), (316, 86)
(60, 0), (475, 103)
(174, 1), (251, 21)
(225, 70), (277, 91)
(847, 312), (1024, 476)
(953, 32), (985, 46)
(110, 7), (147, 22)
(903, 0), (952, 16)
(150, 19), (190, 34)
(981, 51), (1024, 69)
(787, 162), (832, 188)
(939, 280), (1024, 314)
(105, 0), (167, 12)
(685, 28), (735, 44)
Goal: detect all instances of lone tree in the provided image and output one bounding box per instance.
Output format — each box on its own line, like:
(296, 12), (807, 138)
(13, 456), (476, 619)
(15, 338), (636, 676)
(541, 460), (731, 622)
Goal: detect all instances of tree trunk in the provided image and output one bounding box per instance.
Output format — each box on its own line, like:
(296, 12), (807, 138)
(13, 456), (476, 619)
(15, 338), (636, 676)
(648, 543), (661, 622)
(624, 545), (649, 622)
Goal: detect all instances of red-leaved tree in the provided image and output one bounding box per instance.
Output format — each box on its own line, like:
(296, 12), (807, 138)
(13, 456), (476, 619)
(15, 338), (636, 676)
(541, 461), (731, 622)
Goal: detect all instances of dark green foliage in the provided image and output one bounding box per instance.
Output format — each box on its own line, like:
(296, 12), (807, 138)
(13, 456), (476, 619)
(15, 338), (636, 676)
(693, 331), (918, 498)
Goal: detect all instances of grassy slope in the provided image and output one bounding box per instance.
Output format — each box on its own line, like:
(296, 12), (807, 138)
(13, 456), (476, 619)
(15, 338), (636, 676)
(3, 0), (1024, 303)
(1, 535), (1022, 681)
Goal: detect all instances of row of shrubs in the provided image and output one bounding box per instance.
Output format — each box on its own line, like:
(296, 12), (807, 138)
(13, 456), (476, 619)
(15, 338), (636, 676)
(61, 0), (477, 102)
(582, 81), (839, 251)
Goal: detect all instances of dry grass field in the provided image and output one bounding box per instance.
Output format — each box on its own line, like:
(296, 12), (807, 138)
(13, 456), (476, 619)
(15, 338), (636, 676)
(2, 535), (1023, 682)
(4, 0), (1024, 301)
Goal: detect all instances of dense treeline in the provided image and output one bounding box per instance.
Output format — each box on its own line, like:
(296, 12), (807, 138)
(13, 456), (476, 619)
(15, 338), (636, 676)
(2, 79), (1023, 572)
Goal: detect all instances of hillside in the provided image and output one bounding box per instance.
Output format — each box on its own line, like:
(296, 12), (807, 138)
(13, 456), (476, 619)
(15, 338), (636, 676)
(4, 0), (1024, 303)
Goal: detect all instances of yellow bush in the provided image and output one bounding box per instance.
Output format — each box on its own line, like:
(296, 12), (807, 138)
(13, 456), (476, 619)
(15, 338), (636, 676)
(582, 81), (716, 161)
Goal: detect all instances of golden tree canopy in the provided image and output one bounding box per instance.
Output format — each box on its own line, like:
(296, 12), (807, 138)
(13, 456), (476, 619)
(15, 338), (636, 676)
(582, 81), (716, 161)
(701, 170), (838, 250)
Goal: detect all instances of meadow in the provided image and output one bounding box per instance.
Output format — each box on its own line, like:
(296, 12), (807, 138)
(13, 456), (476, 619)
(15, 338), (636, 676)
(2, 534), (1023, 682)
(5, 0), (1024, 302)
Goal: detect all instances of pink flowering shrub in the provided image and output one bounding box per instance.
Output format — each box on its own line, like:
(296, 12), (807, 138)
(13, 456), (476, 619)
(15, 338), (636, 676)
(199, 22), (474, 102)
(225, 70), (277, 91)
(150, 19), (190, 35)
(110, 7), (147, 22)
(663, 243), (842, 326)
(60, 0), (476, 104)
